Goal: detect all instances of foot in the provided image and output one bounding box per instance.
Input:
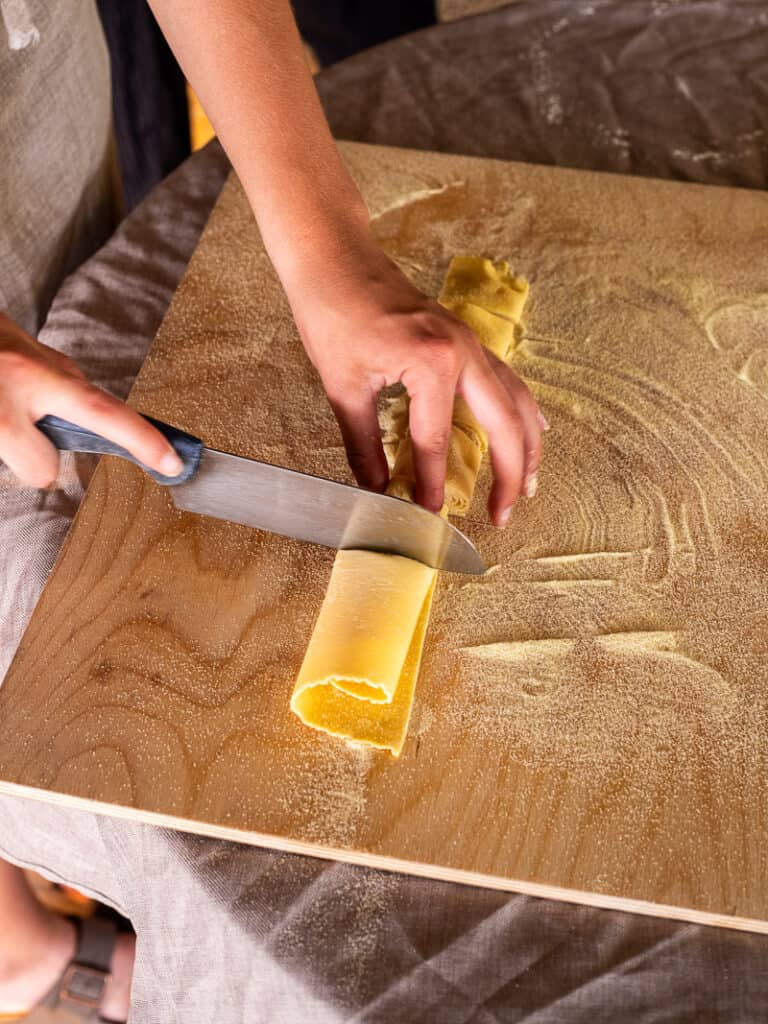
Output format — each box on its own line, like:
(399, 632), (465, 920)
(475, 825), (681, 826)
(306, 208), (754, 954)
(0, 917), (135, 1021)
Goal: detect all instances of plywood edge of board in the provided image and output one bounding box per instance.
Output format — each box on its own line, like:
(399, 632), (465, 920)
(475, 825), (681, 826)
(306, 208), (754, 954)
(0, 780), (762, 936)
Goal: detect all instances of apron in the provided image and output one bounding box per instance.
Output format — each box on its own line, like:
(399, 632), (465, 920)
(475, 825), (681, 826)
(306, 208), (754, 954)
(0, 0), (119, 334)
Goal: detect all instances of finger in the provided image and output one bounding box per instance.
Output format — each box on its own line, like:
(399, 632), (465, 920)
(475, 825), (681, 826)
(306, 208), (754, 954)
(39, 382), (184, 477)
(490, 358), (543, 498)
(0, 413), (59, 488)
(327, 386), (389, 492)
(458, 356), (527, 526)
(404, 364), (457, 513)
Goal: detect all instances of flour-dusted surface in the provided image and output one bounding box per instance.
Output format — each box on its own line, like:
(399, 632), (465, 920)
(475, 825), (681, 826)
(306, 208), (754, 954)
(1, 142), (768, 933)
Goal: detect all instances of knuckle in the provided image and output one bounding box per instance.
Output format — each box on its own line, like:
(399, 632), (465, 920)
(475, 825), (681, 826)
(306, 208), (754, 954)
(325, 377), (361, 409)
(497, 468), (523, 496)
(415, 432), (450, 460)
(324, 382), (346, 407)
(507, 369), (532, 400)
(526, 448), (542, 476)
(421, 338), (460, 379)
(521, 388), (541, 420)
(519, 373), (536, 398)
(457, 322), (479, 348)
(410, 310), (445, 338)
(526, 420), (543, 451)
(498, 360), (523, 383)
(501, 406), (524, 435)
(78, 386), (117, 418)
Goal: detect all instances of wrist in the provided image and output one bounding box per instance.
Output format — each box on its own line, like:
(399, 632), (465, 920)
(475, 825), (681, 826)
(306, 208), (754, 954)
(268, 201), (385, 304)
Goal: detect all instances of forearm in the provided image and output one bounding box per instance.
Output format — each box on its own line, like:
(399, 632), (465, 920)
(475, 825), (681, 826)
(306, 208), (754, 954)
(148, 0), (372, 290)
(147, 1), (544, 522)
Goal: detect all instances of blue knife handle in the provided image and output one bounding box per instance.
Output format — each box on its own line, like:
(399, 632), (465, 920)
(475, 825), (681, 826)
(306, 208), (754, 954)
(35, 414), (203, 486)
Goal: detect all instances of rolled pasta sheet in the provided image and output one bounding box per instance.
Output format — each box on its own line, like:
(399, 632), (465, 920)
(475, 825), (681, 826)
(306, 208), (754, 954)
(387, 424), (484, 515)
(291, 551), (436, 754)
(378, 389), (410, 468)
(451, 397), (487, 452)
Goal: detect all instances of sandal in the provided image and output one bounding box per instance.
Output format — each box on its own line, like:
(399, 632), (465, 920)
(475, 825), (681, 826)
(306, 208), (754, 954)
(1, 917), (120, 1022)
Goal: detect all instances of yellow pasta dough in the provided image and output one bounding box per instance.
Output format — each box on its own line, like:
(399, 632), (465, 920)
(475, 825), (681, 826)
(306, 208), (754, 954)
(291, 552), (436, 753)
(291, 256), (528, 755)
(438, 256), (529, 325)
(442, 301), (518, 362)
(387, 422), (483, 515)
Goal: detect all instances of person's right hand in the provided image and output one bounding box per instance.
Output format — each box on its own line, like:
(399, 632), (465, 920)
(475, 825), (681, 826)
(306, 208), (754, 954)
(0, 311), (183, 487)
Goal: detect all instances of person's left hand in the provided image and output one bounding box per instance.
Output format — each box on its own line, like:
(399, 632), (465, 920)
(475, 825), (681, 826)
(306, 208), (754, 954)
(285, 242), (545, 527)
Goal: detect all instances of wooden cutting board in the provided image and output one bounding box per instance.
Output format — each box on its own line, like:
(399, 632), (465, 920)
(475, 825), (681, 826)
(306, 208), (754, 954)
(2, 142), (768, 932)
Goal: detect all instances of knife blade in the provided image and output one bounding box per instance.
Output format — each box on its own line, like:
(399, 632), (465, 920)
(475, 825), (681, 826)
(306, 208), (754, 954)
(35, 414), (486, 575)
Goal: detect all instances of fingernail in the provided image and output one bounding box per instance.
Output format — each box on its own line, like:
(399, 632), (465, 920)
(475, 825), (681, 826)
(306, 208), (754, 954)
(160, 451), (184, 477)
(499, 505), (513, 527)
(524, 472), (538, 498)
(537, 410), (550, 431)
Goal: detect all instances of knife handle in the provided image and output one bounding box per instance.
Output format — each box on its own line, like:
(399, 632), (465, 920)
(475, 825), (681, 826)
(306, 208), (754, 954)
(34, 414), (203, 486)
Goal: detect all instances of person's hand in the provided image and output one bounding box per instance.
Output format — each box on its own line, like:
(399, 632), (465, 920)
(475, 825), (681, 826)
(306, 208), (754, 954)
(287, 246), (545, 527)
(0, 312), (183, 487)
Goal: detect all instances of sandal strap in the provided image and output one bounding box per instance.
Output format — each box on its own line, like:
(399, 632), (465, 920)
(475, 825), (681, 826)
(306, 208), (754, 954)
(25, 918), (117, 1022)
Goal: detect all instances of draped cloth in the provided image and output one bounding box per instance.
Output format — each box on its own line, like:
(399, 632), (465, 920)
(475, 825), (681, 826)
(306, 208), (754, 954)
(0, 0), (118, 334)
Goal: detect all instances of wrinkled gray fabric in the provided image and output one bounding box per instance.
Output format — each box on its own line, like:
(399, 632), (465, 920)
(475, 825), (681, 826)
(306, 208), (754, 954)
(318, 0), (768, 190)
(3, 792), (768, 1023)
(2, 2), (768, 1021)
(0, 0), (118, 334)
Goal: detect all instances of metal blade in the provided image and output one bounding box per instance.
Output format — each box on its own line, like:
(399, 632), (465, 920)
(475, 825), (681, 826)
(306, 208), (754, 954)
(170, 448), (486, 575)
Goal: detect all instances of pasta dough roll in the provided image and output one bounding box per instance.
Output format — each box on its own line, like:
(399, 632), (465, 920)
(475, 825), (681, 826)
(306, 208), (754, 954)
(441, 300), (519, 363)
(387, 423), (484, 516)
(291, 552), (436, 754)
(294, 551), (435, 706)
(438, 256), (529, 322)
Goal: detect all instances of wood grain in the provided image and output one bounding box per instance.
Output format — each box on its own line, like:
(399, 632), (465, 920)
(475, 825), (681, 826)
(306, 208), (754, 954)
(2, 143), (768, 932)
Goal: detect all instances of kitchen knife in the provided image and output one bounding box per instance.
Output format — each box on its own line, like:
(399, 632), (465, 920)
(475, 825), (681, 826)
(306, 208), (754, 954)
(35, 414), (486, 575)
